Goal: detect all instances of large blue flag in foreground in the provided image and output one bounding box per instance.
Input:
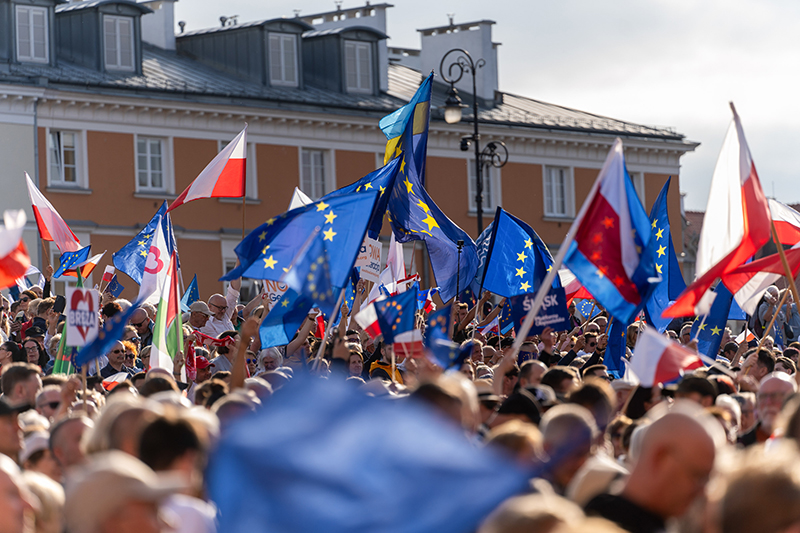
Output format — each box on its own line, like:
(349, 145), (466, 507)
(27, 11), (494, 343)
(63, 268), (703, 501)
(644, 177), (686, 332)
(222, 192), (379, 289)
(207, 377), (529, 533)
(563, 139), (659, 324)
(113, 202), (178, 285)
(482, 207), (559, 298)
(690, 283), (733, 360)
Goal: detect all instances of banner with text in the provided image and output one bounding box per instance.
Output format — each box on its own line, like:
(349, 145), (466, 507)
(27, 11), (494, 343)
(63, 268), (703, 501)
(355, 237), (382, 283)
(510, 287), (570, 336)
(66, 287), (99, 347)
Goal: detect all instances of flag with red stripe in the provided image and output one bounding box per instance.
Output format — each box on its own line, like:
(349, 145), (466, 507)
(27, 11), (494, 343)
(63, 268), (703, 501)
(24, 172), (81, 252)
(770, 199), (800, 246)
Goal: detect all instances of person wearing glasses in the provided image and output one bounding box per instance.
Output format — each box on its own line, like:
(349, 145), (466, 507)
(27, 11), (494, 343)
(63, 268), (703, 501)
(34, 385), (61, 421)
(99, 341), (137, 379)
(128, 309), (154, 348)
(199, 276), (242, 338)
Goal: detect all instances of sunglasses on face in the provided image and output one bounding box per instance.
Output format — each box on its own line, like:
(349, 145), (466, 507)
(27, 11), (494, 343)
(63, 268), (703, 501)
(24, 345), (38, 352)
(588, 342), (597, 347)
(246, 359), (257, 364)
(124, 353), (135, 358)
(110, 349), (124, 354)
(19, 297), (29, 303)
(131, 320), (148, 328)
(128, 337), (141, 344)
(39, 401), (59, 410)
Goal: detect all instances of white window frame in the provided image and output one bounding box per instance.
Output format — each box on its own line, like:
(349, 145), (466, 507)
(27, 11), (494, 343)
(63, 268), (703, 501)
(543, 166), (575, 218)
(218, 140), (257, 199)
(47, 129), (85, 188)
(300, 148), (329, 200)
(103, 15), (135, 71)
(467, 160), (501, 214)
(344, 40), (372, 94)
(135, 136), (170, 193)
(268, 32), (299, 87)
(15, 5), (49, 63)
(628, 170), (646, 205)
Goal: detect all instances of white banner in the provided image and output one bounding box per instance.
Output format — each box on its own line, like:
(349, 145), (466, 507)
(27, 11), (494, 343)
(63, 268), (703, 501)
(355, 237), (382, 283)
(66, 287), (99, 347)
(263, 279), (289, 310)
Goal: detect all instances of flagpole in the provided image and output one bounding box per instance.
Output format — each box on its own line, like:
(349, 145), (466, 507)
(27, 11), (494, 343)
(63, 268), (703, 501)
(691, 313), (709, 343)
(311, 288), (346, 371)
(771, 220), (800, 308)
(757, 288), (790, 350)
(40, 240), (50, 268)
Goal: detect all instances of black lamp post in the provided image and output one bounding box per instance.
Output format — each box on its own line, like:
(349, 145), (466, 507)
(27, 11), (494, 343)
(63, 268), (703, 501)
(440, 48), (508, 235)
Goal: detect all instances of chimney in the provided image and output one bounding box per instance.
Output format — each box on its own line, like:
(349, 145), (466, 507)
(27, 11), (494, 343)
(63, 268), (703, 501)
(139, 0), (178, 51)
(418, 18), (499, 102)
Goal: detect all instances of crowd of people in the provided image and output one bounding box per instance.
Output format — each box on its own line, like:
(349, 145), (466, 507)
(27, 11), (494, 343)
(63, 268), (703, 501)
(1, 257), (800, 533)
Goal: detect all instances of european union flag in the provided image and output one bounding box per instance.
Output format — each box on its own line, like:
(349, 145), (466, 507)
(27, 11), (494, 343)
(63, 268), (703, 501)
(605, 320), (627, 379)
(74, 299), (143, 369)
(321, 156), (402, 240)
(481, 207), (560, 298)
(222, 192), (379, 290)
(499, 299), (514, 335)
(104, 275), (124, 298)
(386, 74), (478, 303)
(180, 274), (199, 313)
(260, 289), (313, 349)
(644, 177), (686, 332)
(54, 245), (92, 278)
(374, 289), (417, 344)
(380, 73), (432, 184)
(690, 283), (733, 359)
(207, 376), (530, 533)
(470, 222), (494, 295)
(113, 202), (178, 285)
(423, 304), (472, 369)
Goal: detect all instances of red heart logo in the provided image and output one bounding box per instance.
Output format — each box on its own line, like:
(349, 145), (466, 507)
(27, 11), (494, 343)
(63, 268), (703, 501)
(71, 290), (95, 343)
(144, 246), (164, 275)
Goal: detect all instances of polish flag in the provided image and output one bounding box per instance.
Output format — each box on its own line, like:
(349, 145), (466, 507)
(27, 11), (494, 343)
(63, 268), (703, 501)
(735, 329), (756, 344)
(366, 234), (406, 304)
(630, 327), (704, 387)
(24, 172), (81, 252)
(167, 125), (247, 212)
(769, 199), (800, 246)
(354, 303), (382, 339)
(721, 245), (800, 314)
(102, 372), (129, 391)
(0, 211), (31, 290)
(559, 268), (593, 301)
(102, 265), (115, 283)
(664, 105), (771, 317)
(394, 330), (424, 358)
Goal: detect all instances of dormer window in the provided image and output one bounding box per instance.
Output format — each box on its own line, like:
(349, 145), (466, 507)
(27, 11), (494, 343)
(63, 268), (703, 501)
(16, 5), (49, 63)
(268, 33), (298, 87)
(344, 40), (372, 94)
(103, 15), (134, 71)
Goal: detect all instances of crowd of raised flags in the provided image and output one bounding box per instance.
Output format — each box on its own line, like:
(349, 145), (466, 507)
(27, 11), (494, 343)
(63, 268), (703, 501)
(1, 73), (800, 533)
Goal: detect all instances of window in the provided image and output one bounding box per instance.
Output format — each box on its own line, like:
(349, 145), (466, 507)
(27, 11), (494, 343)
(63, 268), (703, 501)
(628, 170), (646, 205)
(268, 33), (298, 87)
(48, 131), (80, 186)
(301, 149), (327, 199)
(16, 6), (48, 63)
(543, 166), (574, 218)
(224, 258), (258, 302)
(136, 137), (165, 192)
(467, 161), (500, 213)
(218, 140), (257, 198)
(344, 40), (372, 94)
(103, 15), (134, 71)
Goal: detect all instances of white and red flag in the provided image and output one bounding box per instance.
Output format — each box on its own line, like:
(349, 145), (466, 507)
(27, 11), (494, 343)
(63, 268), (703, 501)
(25, 172), (81, 252)
(0, 210), (31, 290)
(769, 199), (800, 246)
(630, 327), (704, 387)
(664, 105), (771, 317)
(167, 126), (247, 212)
(102, 265), (115, 283)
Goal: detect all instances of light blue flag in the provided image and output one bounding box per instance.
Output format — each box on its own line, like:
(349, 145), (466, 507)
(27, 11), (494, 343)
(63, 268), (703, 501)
(180, 274), (199, 313)
(207, 376), (530, 533)
(690, 283), (733, 359)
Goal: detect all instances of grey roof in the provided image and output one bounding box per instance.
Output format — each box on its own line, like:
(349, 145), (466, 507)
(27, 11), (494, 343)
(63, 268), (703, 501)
(302, 26), (388, 39)
(388, 62), (686, 141)
(56, 0), (152, 14)
(178, 17), (314, 38)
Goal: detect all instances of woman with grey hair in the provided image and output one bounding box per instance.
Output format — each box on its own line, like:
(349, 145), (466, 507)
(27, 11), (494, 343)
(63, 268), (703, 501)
(258, 348), (283, 373)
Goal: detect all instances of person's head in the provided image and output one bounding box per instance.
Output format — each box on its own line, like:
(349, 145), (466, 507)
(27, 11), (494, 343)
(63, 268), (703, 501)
(48, 415), (92, 471)
(454, 302), (468, 324)
(207, 294), (229, 321)
(540, 404), (598, 489)
(484, 420), (543, 465)
(64, 451), (184, 533)
(0, 398), (22, 460)
(541, 367), (580, 396)
(35, 385), (62, 421)
(675, 376), (717, 408)
(582, 365), (609, 381)
(680, 323), (693, 345)
(139, 346), (151, 371)
(776, 356), (797, 375)
(731, 392), (757, 435)
(18, 291), (35, 313)
(749, 348), (776, 382)
(622, 402), (719, 520)
(348, 350), (363, 377)
(567, 378), (616, 433)
(100, 302), (122, 322)
(1, 363), (41, 407)
(517, 341), (538, 363)
(783, 346), (800, 365)
(0, 342), (22, 368)
(583, 333), (598, 353)
(105, 341), (126, 370)
(195, 351), (214, 384)
(121, 325), (140, 346)
(0, 454), (34, 533)
(606, 415), (633, 459)
(188, 301), (212, 329)
(21, 339), (46, 369)
(121, 341), (138, 369)
(756, 372), (797, 434)
(258, 348), (282, 373)
(518, 360), (547, 389)
(722, 341), (739, 361)
(128, 309), (150, 336)
(468, 339), (486, 363)
(138, 414), (208, 485)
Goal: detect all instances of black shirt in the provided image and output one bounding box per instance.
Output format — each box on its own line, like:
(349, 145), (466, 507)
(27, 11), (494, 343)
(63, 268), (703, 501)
(585, 493), (666, 533)
(100, 363), (135, 379)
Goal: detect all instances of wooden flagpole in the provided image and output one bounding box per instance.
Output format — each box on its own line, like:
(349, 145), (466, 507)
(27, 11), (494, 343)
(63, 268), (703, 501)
(772, 221), (800, 308)
(757, 288), (790, 350)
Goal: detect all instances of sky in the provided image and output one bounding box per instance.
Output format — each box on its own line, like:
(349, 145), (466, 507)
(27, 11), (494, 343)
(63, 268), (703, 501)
(174, 0), (800, 211)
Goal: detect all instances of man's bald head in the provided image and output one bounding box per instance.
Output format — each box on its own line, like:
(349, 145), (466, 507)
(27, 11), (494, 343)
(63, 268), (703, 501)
(519, 360), (547, 388)
(208, 294), (227, 320)
(623, 402), (718, 520)
(757, 372), (797, 434)
(128, 308), (149, 335)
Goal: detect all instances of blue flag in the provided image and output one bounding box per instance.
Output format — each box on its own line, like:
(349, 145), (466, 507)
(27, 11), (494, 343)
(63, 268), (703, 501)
(207, 376), (530, 533)
(259, 289), (313, 349)
(605, 320), (627, 379)
(470, 222), (494, 295)
(423, 304), (472, 369)
(690, 284), (733, 359)
(644, 177), (686, 332)
(104, 275), (124, 298)
(222, 192), (379, 290)
(54, 245), (92, 278)
(322, 156), (402, 240)
(374, 290), (417, 344)
(499, 299), (514, 335)
(481, 207), (559, 298)
(74, 299), (143, 369)
(180, 274), (199, 313)
(113, 202), (178, 285)
(386, 75), (478, 302)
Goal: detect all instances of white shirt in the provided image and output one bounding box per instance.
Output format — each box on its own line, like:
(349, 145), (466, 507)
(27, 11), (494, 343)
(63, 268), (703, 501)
(162, 494), (217, 533)
(199, 286), (239, 338)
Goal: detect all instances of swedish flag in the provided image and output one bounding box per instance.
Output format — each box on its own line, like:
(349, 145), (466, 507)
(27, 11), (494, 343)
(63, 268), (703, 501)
(380, 73), (432, 184)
